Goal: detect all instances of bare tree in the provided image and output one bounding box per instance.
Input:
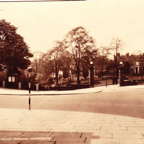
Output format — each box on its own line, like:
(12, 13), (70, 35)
(49, 41), (67, 85)
(65, 26), (96, 84)
(40, 53), (54, 83)
(30, 51), (44, 82)
(110, 37), (124, 78)
(99, 46), (111, 79)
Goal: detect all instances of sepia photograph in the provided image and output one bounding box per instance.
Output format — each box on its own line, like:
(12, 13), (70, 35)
(0, 0), (144, 143)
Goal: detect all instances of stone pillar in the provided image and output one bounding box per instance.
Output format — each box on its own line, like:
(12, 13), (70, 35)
(89, 67), (95, 87)
(36, 83), (39, 91)
(119, 68), (124, 86)
(18, 82), (21, 89)
(119, 69), (121, 86)
(2, 81), (5, 88)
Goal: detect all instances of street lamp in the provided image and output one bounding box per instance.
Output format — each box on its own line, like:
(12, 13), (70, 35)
(27, 66), (32, 110)
(119, 62), (123, 86)
(90, 61), (93, 65)
(89, 61), (94, 87)
(120, 61), (123, 67)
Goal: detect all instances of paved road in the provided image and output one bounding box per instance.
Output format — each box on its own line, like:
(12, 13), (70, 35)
(0, 87), (144, 119)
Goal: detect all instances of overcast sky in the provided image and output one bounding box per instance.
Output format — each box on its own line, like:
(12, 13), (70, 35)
(1, 0), (144, 55)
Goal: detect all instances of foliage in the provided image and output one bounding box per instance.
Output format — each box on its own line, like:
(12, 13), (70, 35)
(49, 41), (67, 85)
(82, 66), (89, 79)
(40, 53), (55, 82)
(28, 26), (144, 86)
(106, 60), (116, 76)
(63, 68), (69, 79)
(38, 40), (71, 85)
(47, 77), (54, 87)
(97, 46), (111, 79)
(31, 51), (44, 73)
(110, 37), (124, 77)
(123, 61), (130, 75)
(0, 19), (33, 74)
(0, 71), (7, 81)
(65, 26), (97, 84)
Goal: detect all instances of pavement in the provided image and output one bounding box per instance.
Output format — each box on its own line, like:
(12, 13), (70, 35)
(1, 85), (144, 144)
(0, 86), (102, 95)
(0, 84), (144, 95)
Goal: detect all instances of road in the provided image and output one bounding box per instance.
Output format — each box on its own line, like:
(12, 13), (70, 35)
(0, 87), (144, 119)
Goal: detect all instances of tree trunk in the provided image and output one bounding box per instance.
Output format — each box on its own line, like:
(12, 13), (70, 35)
(101, 68), (103, 80)
(77, 66), (80, 84)
(55, 63), (58, 86)
(101, 61), (104, 80)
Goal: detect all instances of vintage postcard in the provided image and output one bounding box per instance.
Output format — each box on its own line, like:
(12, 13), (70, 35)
(0, 0), (144, 144)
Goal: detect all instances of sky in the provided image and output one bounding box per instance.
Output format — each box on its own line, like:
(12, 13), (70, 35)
(1, 0), (144, 56)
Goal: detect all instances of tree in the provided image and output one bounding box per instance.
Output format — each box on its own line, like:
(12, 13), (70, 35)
(98, 46), (111, 79)
(38, 42), (70, 85)
(63, 68), (69, 79)
(30, 51), (44, 83)
(65, 26), (96, 84)
(106, 59), (116, 76)
(0, 19), (33, 74)
(123, 61), (130, 76)
(49, 41), (66, 85)
(82, 66), (89, 80)
(60, 52), (72, 80)
(110, 37), (123, 78)
(41, 53), (55, 83)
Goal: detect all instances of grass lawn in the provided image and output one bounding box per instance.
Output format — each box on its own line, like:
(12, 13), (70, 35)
(59, 75), (144, 87)
(59, 76), (113, 87)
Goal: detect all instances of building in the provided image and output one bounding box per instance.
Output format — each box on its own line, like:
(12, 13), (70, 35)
(133, 59), (144, 74)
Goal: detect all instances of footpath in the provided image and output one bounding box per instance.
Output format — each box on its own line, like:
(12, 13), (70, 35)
(0, 84), (144, 95)
(0, 85), (144, 144)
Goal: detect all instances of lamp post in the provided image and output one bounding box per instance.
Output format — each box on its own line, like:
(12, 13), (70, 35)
(27, 66), (32, 110)
(119, 61), (123, 86)
(89, 61), (94, 87)
(35, 75), (39, 91)
(120, 61), (123, 68)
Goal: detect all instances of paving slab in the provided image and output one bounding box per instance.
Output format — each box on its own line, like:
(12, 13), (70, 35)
(0, 109), (144, 144)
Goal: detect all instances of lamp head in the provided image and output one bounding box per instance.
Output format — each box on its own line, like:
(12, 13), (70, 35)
(90, 61), (93, 65)
(27, 66), (33, 73)
(120, 61), (123, 65)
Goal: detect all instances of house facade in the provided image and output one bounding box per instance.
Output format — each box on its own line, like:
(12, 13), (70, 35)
(133, 59), (144, 74)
